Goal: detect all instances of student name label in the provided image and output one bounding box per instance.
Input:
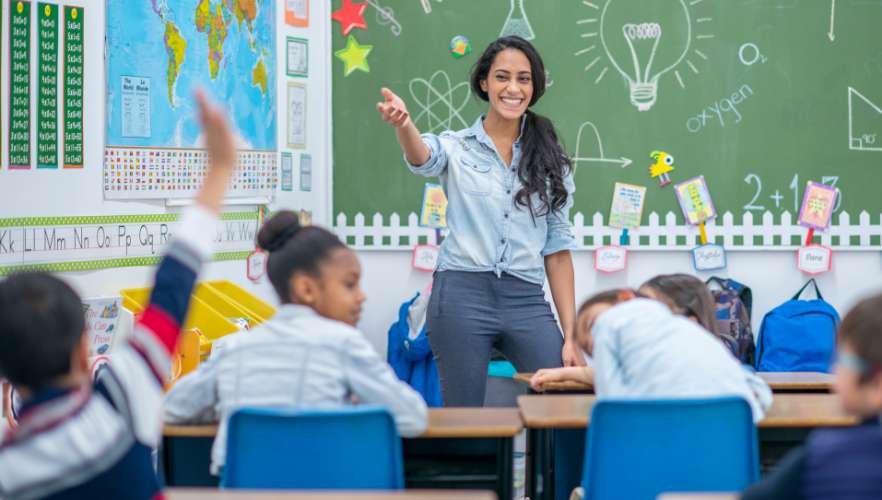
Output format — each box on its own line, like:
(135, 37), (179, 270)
(797, 245), (832, 275)
(692, 244), (727, 271)
(412, 244), (439, 272)
(595, 245), (627, 273)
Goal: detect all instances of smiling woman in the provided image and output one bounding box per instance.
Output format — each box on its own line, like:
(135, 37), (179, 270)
(376, 36), (580, 407)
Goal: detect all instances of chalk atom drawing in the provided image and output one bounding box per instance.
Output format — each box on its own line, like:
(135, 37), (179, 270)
(409, 71), (471, 134)
(572, 120), (633, 169)
(578, 0), (715, 111)
(848, 87), (882, 152)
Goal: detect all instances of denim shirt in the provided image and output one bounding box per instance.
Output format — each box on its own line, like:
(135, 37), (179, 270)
(407, 116), (576, 285)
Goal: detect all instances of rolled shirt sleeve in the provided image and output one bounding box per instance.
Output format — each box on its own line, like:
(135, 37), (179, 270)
(542, 171), (577, 256)
(406, 133), (449, 178)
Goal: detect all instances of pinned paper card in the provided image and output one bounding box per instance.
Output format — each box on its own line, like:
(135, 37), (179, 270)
(412, 244), (439, 272)
(83, 298), (122, 358)
(609, 182), (646, 230)
(247, 250), (267, 282)
(420, 183), (448, 228)
(692, 244), (727, 271)
(674, 175), (716, 225)
(594, 246), (627, 273)
(300, 210), (313, 226)
(797, 245), (832, 275)
(799, 182), (838, 230)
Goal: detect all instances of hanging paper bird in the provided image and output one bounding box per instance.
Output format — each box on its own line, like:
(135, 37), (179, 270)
(649, 151), (675, 187)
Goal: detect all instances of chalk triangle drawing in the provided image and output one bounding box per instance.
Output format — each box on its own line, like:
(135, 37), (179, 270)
(848, 87), (882, 152)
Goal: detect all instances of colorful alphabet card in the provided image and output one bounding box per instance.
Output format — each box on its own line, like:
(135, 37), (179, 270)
(609, 183), (647, 230)
(798, 182), (838, 230)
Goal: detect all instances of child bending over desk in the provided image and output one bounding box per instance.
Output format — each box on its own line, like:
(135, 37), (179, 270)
(742, 293), (882, 499)
(0, 92), (236, 499)
(163, 211), (428, 476)
(531, 275), (770, 422)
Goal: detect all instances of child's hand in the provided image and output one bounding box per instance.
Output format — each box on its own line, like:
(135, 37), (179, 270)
(376, 88), (411, 128)
(530, 368), (567, 392)
(196, 90), (236, 173)
(194, 90), (236, 213)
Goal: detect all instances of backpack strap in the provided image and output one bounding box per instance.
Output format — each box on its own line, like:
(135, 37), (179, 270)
(792, 278), (823, 301)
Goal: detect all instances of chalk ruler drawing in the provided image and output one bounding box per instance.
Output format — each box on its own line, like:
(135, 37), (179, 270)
(420, 0), (443, 15)
(828, 0), (836, 42)
(578, 0), (715, 111)
(409, 71), (471, 134)
(572, 120), (633, 169)
(848, 87), (882, 152)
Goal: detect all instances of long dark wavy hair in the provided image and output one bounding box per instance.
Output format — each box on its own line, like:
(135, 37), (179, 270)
(470, 36), (572, 218)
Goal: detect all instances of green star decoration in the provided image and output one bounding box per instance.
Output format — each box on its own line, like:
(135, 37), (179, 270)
(335, 35), (373, 76)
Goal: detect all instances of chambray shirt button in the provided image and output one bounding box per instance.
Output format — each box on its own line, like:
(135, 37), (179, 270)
(500, 239), (506, 244)
(506, 190), (511, 194)
(504, 213), (509, 218)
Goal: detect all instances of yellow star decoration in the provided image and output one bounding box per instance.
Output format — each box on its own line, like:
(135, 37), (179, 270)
(335, 35), (372, 77)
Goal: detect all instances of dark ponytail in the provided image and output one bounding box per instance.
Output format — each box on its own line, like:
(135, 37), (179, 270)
(470, 36), (572, 218)
(256, 210), (346, 303)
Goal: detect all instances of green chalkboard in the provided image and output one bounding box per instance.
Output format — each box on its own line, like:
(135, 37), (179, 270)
(332, 0), (882, 226)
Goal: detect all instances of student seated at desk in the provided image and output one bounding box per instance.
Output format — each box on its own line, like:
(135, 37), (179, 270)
(531, 279), (771, 422)
(163, 212), (428, 476)
(742, 293), (882, 499)
(0, 92), (236, 500)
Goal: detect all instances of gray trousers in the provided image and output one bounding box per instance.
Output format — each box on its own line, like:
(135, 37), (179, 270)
(427, 271), (565, 406)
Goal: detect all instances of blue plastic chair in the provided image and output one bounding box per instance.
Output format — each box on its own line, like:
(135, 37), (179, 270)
(581, 397), (759, 500)
(221, 406), (404, 490)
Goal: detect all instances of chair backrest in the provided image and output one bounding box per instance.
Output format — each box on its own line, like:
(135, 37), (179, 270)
(221, 406), (404, 490)
(582, 397), (759, 500)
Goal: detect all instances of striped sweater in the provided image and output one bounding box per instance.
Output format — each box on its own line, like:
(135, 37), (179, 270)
(0, 207), (216, 500)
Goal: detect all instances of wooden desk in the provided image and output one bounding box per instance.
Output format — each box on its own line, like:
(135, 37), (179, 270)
(758, 372), (833, 392)
(514, 371), (833, 394)
(517, 394), (857, 500)
(166, 488), (497, 500)
(162, 408), (521, 500)
(657, 495), (737, 500)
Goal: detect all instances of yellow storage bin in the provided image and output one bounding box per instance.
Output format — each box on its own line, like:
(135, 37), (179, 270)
(194, 284), (262, 330)
(119, 287), (239, 340)
(206, 280), (276, 323)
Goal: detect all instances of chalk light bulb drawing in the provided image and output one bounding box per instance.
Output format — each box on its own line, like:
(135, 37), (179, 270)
(575, 0), (712, 112)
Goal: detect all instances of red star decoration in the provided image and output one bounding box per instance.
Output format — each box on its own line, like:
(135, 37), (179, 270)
(332, 0), (368, 36)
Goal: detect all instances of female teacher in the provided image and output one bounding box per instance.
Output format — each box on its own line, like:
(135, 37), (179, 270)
(376, 36), (580, 406)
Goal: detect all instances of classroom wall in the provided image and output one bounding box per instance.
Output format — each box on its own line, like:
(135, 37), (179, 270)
(6, 1), (334, 305)
(353, 249), (882, 355)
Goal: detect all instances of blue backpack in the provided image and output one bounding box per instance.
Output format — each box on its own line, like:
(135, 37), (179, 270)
(755, 279), (840, 373)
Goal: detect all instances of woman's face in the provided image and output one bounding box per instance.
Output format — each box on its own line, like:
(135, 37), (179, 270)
(480, 48), (533, 122)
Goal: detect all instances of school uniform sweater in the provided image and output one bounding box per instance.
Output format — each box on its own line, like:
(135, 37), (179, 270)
(742, 418), (882, 500)
(0, 206), (216, 500)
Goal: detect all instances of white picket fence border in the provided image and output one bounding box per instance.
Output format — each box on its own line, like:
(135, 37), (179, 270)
(334, 210), (882, 252)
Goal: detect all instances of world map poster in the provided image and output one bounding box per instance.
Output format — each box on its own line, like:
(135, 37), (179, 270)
(104, 0), (277, 199)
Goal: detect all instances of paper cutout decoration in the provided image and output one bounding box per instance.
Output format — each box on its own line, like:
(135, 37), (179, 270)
(692, 244), (727, 271)
(595, 246), (627, 273)
(609, 182), (646, 230)
(797, 245), (832, 275)
(674, 175), (716, 225)
(331, 0), (367, 36)
(420, 183), (448, 228)
(300, 210), (313, 226)
(649, 150), (675, 187)
(449, 35), (471, 59)
(798, 181), (838, 230)
(412, 244), (440, 272)
(247, 250), (267, 282)
(334, 35), (372, 76)
(286, 0), (309, 27)
(83, 297), (122, 358)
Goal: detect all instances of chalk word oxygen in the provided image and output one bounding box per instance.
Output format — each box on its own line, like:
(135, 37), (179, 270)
(686, 84), (754, 133)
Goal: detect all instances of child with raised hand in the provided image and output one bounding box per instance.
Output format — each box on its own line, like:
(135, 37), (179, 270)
(163, 211), (428, 476)
(0, 91), (236, 499)
(742, 293), (882, 499)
